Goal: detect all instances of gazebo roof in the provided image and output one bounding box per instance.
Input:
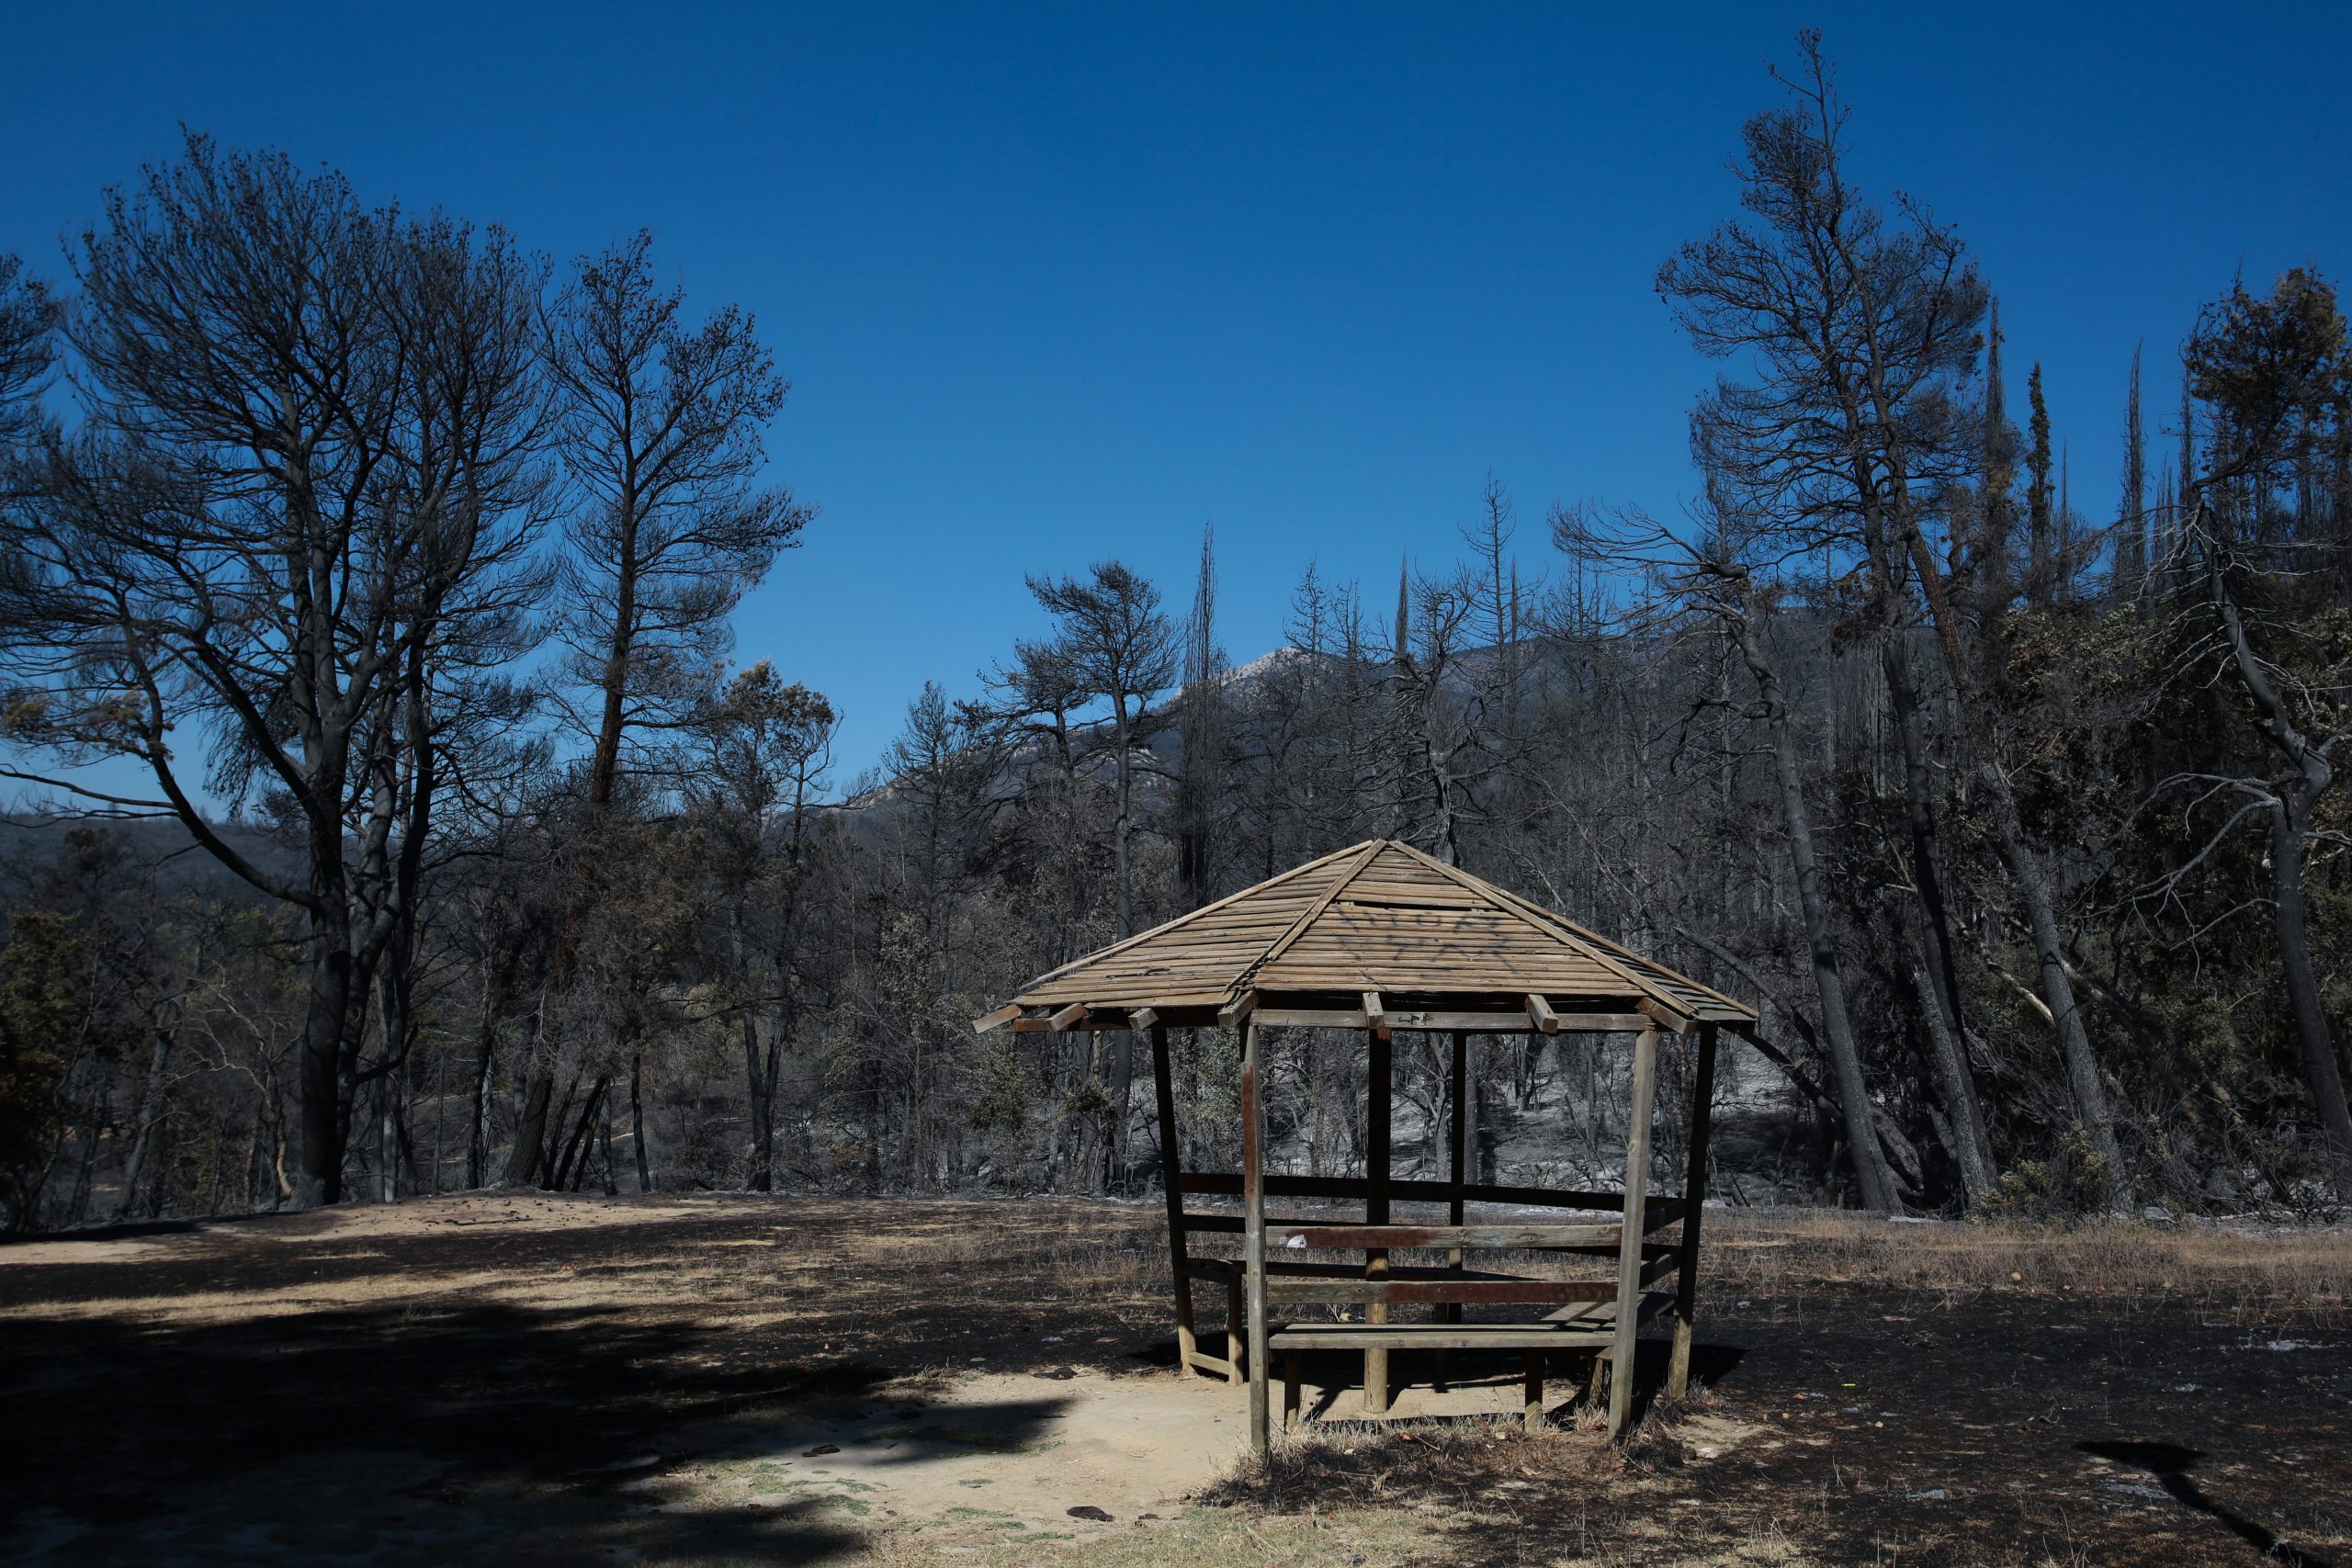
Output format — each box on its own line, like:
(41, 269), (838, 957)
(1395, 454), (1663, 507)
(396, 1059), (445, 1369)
(976, 839), (1756, 1036)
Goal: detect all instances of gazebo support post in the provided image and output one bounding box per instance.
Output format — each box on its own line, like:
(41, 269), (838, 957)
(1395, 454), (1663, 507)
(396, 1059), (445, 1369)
(1242, 1021), (1271, 1455)
(1149, 1022), (1199, 1380)
(1607, 1024), (1660, 1438)
(1668, 1023), (1720, 1399)
(1363, 1024), (1393, 1415)
(1446, 1030), (1467, 1271)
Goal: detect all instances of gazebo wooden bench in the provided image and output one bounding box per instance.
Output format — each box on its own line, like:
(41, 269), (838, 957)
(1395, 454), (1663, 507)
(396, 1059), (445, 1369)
(977, 839), (1757, 1453)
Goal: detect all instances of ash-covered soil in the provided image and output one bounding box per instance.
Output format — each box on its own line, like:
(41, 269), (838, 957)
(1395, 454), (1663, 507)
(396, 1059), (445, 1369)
(0, 1194), (2345, 1566)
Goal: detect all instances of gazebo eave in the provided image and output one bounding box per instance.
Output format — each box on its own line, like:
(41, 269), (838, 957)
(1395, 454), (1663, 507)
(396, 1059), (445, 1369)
(986, 987), (1752, 1038)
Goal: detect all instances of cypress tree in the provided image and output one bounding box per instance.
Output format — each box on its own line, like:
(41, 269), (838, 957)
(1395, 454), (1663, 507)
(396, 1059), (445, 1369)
(2026, 362), (2054, 604)
(2117, 342), (2146, 592)
(1978, 300), (2017, 608)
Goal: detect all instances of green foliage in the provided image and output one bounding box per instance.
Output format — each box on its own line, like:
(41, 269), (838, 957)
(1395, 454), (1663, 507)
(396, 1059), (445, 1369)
(1978, 1128), (2120, 1226)
(2185, 267), (2347, 483)
(967, 1038), (1036, 1143)
(0, 914), (85, 1227)
(1057, 1077), (1113, 1128)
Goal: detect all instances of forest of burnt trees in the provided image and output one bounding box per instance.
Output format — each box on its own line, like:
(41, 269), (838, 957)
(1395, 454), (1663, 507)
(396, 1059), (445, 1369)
(0, 40), (2346, 1232)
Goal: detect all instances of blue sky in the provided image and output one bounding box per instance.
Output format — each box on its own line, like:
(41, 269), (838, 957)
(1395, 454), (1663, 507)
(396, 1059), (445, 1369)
(5, 3), (2348, 787)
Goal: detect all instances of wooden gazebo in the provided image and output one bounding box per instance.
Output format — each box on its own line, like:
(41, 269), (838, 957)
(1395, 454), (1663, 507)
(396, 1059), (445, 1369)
(974, 839), (1755, 1451)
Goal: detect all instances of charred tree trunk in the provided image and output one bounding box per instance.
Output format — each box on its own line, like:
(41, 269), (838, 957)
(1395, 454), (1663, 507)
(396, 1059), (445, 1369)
(630, 1048), (653, 1193)
(551, 1075), (609, 1192)
(1907, 940), (1999, 1205)
(109, 1027), (176, 1224)
(1879, 627), (1976, 1089)
(506, 1069), (554, 1188)
(2197, 509), (2352, 1198)
(2268, 798), (2352, 1198)
(469, 1009), (497, 1190)
(1722, 606), (1900, 1213)
(1896, 519), (2132, 1209)
(742, 1008), (775, 1192)
(597, 1089), (618, 1197)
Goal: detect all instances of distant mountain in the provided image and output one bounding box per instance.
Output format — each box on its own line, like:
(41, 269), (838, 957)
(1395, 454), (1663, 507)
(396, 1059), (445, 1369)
(0, 812), (300, 904)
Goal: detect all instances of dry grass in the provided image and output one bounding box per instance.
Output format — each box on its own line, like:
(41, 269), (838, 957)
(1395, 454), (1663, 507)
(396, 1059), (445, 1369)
(865, 1502), (1438, 1568)
(1700, 1207), (2352, 1325)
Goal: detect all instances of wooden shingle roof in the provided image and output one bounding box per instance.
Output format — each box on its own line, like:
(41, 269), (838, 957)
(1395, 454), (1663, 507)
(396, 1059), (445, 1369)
(976, 840), (1755, 1036)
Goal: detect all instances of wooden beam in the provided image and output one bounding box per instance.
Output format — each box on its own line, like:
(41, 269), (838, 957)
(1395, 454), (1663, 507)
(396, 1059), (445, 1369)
(1669, 1023), (1720, 1399)
(1268, 1223), (1621, 1249)
(1149, 1021), (1195, 1380)
(1268, 1278), (1623, 1306)
(1269, 1325), (1620, 1352)
(1178, 1171), (1689, 1211)
(1241, 1021), (1269, 1454)
(972, 1002), (1023, 1035)
(1636, 998), (1699, 1036)
(1609, 1026), (1660, 1440)
(1447, 1025), (1467, 1267)
(1524, 994), (1558, 1034)
(1242, 1007), (1656, 1032)
(1130, 1006), (1159, 1031)
(1046, 1001), (1089, 1032)
(1389, 1009), (1539, 1032)
(1362, 991), (1389, 1041)
(1253, 1009), (1374, 1029)
(1182, 1247), (1631, 1280)
(1365, 1022), (1392, 1415)
(1218, 989), (1260, 1028)
(1265, 1292), (1677, 1354)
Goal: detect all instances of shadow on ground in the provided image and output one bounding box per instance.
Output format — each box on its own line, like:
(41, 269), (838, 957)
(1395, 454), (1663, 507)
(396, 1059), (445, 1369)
(0, 1197), (1138, 1566)
(0, 1297), (920, 1564)
(2079, 1440), (2339, 1568)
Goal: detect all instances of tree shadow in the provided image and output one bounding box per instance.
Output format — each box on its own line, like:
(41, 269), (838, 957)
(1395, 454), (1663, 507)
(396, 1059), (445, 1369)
(774, 1394), (1078, 1469)
(2078, 1439), (2337, 1568)
(0, 1294), (907, 1564)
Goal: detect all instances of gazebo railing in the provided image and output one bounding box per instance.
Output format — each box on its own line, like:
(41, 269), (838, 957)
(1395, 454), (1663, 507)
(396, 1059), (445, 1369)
(1148, 1018), (1724, 1447)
